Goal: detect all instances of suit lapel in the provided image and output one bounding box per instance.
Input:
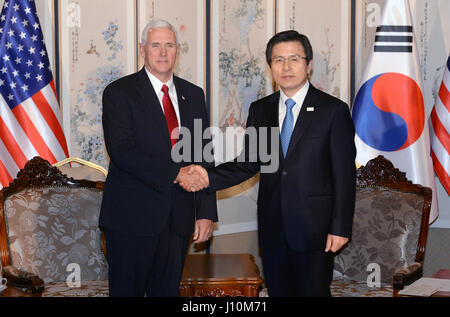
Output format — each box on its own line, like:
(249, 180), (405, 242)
(135, 68), (172, 146)
(263, 92), (285, 166)
(265, 92), (280, 130)
(173, 76), (190, 130)
(284, 84), (320, 160)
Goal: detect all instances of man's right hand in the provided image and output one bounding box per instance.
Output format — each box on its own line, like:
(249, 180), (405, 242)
(174, 165), (209, 192)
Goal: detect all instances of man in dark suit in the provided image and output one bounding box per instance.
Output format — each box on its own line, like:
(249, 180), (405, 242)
(99, 19), (217, 297)
(179, 31), (356, 296)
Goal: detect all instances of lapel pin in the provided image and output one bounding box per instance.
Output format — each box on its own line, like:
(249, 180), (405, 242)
(182, 95), (186, 101)
(307, 107), (315, 112)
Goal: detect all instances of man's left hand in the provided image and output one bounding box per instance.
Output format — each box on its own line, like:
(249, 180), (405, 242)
(193, 219), (214, 244)
(325, 234), (349, 253)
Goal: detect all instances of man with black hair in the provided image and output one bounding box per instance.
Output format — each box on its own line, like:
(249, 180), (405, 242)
(179, 30), (356, 296)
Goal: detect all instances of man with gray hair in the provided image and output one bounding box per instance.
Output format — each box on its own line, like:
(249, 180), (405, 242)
(99, 19), (217, 297)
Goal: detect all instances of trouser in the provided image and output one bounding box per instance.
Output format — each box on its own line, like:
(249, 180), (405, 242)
(104, 223), (190, 297)
(261, 228), (334, 297)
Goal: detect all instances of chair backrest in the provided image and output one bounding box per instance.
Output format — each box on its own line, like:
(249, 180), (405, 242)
(54, 157), (107, 182)
(333, 156), (431, 285)
(0, 157), (108, 284)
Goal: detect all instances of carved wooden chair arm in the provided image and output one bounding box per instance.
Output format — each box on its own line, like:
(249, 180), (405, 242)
(393, 262), (423, 290)
(2, 265), (45, 294)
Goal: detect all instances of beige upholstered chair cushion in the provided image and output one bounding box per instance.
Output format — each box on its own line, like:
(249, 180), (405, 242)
(4, 186), (108, 284)
(333, 186), (423, 286)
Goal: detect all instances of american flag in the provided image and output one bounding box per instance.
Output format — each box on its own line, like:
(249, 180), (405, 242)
(429, 55), (450, 194)
(0, 0), (68, 188)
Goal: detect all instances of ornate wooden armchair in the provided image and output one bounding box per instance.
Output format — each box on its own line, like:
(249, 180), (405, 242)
(0, 157), (109, 297)
(330, 156), (431, 297)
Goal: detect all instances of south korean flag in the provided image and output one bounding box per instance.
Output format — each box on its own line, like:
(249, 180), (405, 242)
(352, 0), (439, 223)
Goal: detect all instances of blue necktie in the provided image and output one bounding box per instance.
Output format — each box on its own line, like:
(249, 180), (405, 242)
(280, 98), (296, 157)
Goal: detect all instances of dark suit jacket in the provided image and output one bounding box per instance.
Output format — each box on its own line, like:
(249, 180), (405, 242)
(208, 84), (356, 252)
(100, 67), (218, 237)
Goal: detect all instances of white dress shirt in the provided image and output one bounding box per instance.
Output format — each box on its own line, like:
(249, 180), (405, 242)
(279, 81), (310, 132)
(144, 67), (181, 126)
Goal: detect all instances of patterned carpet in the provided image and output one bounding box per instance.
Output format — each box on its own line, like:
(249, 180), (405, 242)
(42, 280), (109, 297)
(330, 279), (393, 297)
(42, 279), (393, 297)
(258, 279), (393, 297)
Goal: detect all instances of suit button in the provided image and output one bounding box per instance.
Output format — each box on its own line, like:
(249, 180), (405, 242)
(282, 171), (287, 176)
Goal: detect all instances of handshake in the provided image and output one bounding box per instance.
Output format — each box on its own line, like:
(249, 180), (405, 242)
(174, 165), (209, 192)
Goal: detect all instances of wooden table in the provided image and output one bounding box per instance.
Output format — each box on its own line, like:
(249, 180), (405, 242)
(179, 254), (263, 297)
(395, 269), (450, 297)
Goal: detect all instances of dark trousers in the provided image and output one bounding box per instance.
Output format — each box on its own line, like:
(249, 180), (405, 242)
(261, 229), (334, 297)
(104, 224), (190, 297)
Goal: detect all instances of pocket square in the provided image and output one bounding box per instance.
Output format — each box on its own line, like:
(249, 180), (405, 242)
(307, 107), (315, 112)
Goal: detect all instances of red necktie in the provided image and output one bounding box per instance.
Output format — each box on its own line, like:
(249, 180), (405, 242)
(161, 84), (179, 147)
